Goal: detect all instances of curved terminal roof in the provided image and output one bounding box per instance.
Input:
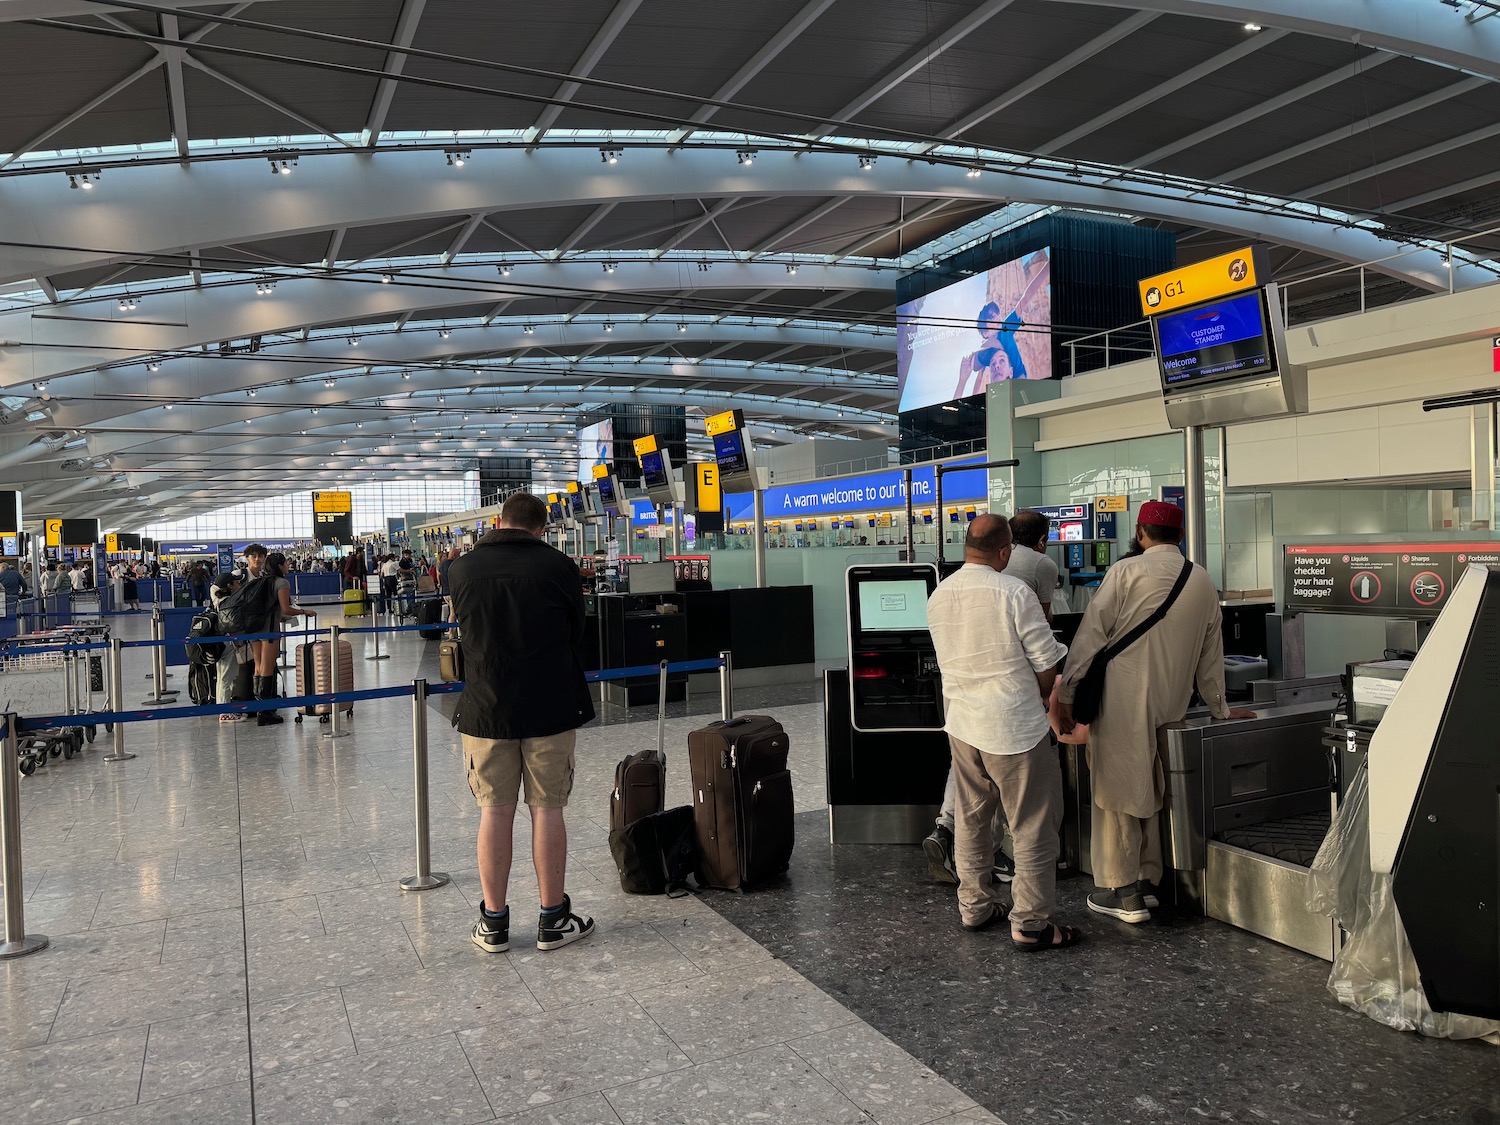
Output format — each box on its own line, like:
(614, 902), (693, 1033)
(1, 0), (1497, 523)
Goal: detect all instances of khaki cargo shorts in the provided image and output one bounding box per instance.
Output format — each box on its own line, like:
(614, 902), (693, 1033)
(462, 730), (576, 809)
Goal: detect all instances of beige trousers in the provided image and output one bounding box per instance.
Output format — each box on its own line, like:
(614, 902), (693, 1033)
(948, 732), (1061, 927)
(1091, 806), (1164, 891)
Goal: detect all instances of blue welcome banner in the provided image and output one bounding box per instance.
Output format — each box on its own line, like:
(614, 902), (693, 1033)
(721, 455), (988, 522)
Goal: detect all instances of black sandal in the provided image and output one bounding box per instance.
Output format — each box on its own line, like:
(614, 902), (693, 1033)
(1011, 922), (1081, 952)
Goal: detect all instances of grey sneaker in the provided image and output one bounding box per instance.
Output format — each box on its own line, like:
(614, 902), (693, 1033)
(1086, 888), (1151, 924)
(537, 894), (595, 951)
(471, 903), (509, 953)
(922, 825), (958, 885)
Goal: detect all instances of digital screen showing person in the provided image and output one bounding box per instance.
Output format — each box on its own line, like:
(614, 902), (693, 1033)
(896, 247), (1053, 414)
(576, 419), (615, 483)
(1155, 291), (1274, 387)
(856, 579), (931, 632)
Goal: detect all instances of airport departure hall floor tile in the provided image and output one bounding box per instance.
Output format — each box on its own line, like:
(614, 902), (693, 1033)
(1, 615), (1495, 1123)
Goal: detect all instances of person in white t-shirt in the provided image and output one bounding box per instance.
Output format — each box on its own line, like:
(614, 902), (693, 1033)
(926, 513), (1078, 950)
(69, 563), (87, 592)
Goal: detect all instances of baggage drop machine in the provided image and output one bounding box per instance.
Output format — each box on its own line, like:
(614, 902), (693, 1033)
(825, 563), (952, 843)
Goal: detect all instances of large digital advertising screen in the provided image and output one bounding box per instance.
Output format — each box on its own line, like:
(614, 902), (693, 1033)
(576, 419), (615, 482)
(896, 247), (1053, 414)
(1154, 290), (1277, 390)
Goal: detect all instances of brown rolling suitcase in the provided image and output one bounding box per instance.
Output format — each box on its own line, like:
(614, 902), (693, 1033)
(610, 662), (669, 831)
(688, 714), (794, 890)
(295, 638), (354, 723)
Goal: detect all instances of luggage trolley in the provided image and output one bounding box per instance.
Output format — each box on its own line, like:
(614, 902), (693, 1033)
(0, 631), (91, 775)
(51, 623), (113, 741)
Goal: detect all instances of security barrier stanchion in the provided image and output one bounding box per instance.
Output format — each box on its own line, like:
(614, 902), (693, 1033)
(719, 650), (734, 721)
(366, 621), (388, 661)
(103, 638), (135, 762)
(61, 648), (76, 718)
(656, 660), (669, 752)
(400, 678), (450, 892)
(323, 623), (349, 740)
(141, 611), (178, 706)
(1, 714), (49, 959)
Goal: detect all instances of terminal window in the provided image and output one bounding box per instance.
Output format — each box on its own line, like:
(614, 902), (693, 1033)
(857, 580), (930, 631)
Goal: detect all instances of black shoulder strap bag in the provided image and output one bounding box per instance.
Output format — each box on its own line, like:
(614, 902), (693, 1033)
(1071, 556), (1193, 726)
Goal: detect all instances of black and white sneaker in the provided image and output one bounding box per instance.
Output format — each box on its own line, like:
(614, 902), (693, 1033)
(536, 894), (595, 951)
(471, 903), (509, 954)
(992, 851), (1015, 884)
(1086, 888), (1151, 924)
(1135, 880), (1161, 910)
(922, 825), (958, 885)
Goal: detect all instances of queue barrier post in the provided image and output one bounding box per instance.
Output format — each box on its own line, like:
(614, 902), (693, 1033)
(399, 677), (450, 892)
(719, 650), (734, 722)
(103, 637), (135, 763)
(141, 610), (178, 706)
(323, 623), (350, 740)
(0, 714), (49, 959)
(366, 618), (388, 661)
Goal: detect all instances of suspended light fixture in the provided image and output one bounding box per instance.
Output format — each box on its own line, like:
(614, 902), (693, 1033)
(599, 147), (622, 164)
(268, 152), (297, 175)
(444, 148), (471, 167)
(858, 153), (877, 171)
(736, 149), (757, 166)
(65, 166), (102, 190)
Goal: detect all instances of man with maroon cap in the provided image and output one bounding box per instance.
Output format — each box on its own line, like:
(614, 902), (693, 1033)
(1055, 501), (1253, 923)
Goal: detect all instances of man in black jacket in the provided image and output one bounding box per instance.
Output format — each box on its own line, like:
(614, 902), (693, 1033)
(449, 491), (596, 955)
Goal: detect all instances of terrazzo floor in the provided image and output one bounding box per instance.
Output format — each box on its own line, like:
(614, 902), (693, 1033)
(2, 613), (1495, 1123)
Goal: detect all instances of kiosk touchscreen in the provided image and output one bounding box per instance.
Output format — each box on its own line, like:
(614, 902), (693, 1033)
(633, 434), (681, 506)
(591, 463), (624, 517)
(846, 563), (943, 732)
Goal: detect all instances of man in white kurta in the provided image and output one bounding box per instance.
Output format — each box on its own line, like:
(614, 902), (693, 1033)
(927, 515), (1080, 949)
(1055, 502), (1253, 924)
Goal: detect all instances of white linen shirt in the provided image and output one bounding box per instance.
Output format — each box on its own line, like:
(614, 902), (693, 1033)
(926, 562), (1068, 756)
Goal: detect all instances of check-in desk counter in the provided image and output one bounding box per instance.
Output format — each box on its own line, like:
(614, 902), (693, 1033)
(595, 585), (815, 706)
(1061, 700), (1340, 958)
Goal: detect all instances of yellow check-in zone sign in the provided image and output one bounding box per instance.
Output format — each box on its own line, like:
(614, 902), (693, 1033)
(46, 518), (62, 547)
(1139, 246), (1262, 318)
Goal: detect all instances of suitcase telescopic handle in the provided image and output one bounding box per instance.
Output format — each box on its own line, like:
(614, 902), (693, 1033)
(656, 659), (669, 757)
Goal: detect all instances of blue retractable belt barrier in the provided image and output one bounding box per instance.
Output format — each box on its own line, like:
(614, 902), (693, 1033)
(9, 655), (726, 733)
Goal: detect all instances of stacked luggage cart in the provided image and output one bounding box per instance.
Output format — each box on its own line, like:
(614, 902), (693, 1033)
(1, 626), (112, 776)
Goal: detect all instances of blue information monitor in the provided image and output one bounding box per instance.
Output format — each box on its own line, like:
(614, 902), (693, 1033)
(1155, 290), (1275, 389)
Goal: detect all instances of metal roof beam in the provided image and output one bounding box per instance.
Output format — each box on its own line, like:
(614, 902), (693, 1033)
(527, 0), (643, 143)
(1128, 52), (1394, 170)
(935, 12), (1158, 142)
(0, 56), (163, 171)
(651, 198), (739, 257)
(1037, 28), (1289, 156)
(182, 55), (359, 149)
(1045, 0), (1500, 82)
(668, 0), (836, 140)
(1299, 119), (1500, 199)
(441, 213), (487, 264)
(159, 13), (190, 159)
(549, 204), (617, 259)
(810, 0), (1016, 135)
(833, 199), (960, 259)
(1217, 75), (1489, 184)
(361, 0), (428, 144)
(750, 196), (850, 255)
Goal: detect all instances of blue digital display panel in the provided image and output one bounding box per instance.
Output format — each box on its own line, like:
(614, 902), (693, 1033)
(640, 449), (669, 491)
(1155, 291), (1274, 387)
(712, 429), (750, 476)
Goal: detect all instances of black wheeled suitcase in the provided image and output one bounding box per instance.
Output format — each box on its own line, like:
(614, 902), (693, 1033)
(417, 599), (443, 640)
(688, 715), (794, 890)
(609, 661), (668, 831)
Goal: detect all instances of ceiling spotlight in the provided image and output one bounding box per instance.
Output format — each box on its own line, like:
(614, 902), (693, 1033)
(602, 322), (614, 333)
(147, 361), (161, 372)
(522, 324), (535, 334)
(246, 388), (256, 397)
(438, 395), (446, 403)
(349, 336), (361, 346)
(677, 323), (687, 332)
(479, 430), (487, 436)
(602, 261), (617, 274)
(965, 165), (982, 179)
(356, 421), (364, 428)
(244, 417), (253, 424)
(1244, 21), (1261, 31)
(380, 273), (394, 284)
(438, 328), (450, 339)
(65, 166), (102, 190)
(599, 147), (622, 165)
(400, 371), (411, 380)
(785, 263), (799, 275)
(324, 378), (336, 387)
(118, 296), (139, 311)
(497, 263), (512, 277)
(736, 148), (757, 166)
(268, 153), (297, 175)
(858, 153), (877, 171)
(696, 260), (711, 272)
(444, 148), (471, 167)
(311, 407), (320, 414)
(164, 403), (173, 411)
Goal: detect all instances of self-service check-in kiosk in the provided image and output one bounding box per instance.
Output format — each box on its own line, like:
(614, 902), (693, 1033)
(825, 563), (952, 843)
